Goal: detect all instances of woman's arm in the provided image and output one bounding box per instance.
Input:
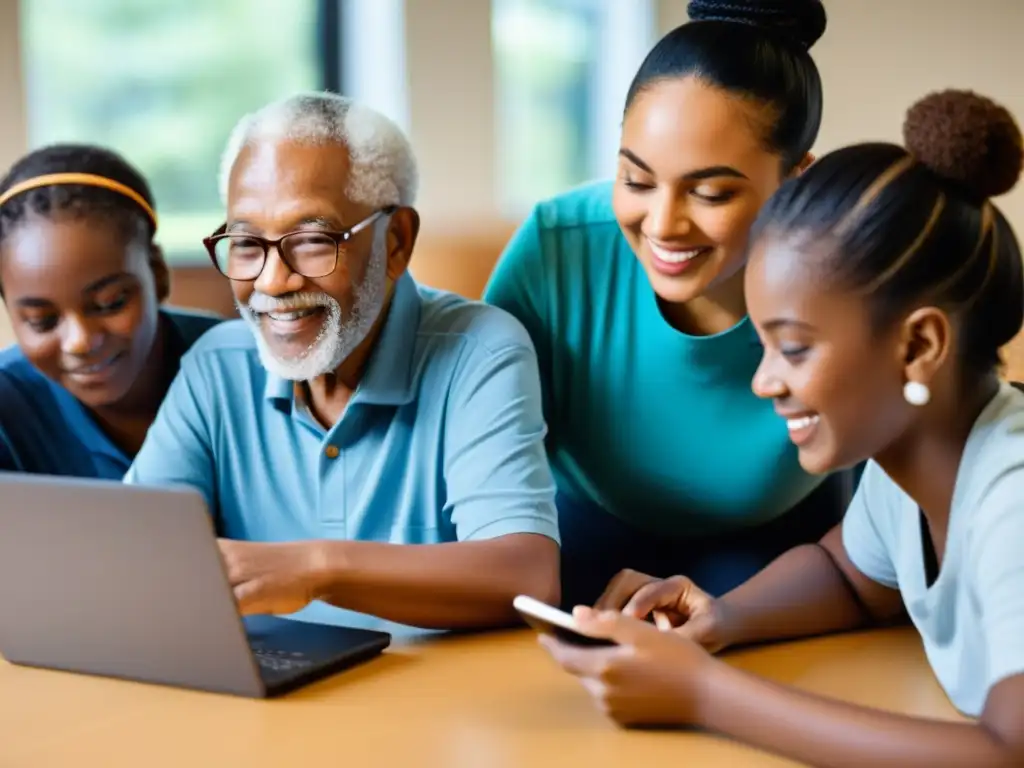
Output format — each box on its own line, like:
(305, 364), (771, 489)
(615, 465), (907, 651)
(694, 661), (1024, 768)
(617, 525), (906, 651)
(545, 612), (1024, 768)
(549, 465), (1024, 766)
(713, 525), (906, 647)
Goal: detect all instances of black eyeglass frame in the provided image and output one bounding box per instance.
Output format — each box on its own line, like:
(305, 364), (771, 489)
(202, 205), (398, 281)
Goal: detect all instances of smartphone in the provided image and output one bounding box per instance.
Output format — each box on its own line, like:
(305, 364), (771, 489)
(513, 595), (616, 647)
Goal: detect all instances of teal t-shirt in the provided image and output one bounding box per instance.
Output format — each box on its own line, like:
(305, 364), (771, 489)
(484, 180), (823, 536)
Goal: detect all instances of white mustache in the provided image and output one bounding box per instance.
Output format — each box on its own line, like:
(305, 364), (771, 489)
(247, 291), (332, 313)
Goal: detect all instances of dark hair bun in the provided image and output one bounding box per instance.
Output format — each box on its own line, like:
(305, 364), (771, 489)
(903, 90), (1023, 200)
(687, 0), (826, 51)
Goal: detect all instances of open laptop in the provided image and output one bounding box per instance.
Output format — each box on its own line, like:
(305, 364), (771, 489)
(0, 473), (391, 698)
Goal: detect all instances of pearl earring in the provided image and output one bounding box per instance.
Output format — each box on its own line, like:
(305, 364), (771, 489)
(903, 381), (931, 407)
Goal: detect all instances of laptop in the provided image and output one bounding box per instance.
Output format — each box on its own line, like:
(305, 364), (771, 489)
(0, 473), (391, 698)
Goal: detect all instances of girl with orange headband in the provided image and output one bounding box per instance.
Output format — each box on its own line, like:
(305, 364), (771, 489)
(0, 144), (220, 478)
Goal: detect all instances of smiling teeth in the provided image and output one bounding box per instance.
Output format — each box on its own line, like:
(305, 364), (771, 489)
(649, 241), (705, 264)
(268, 308), (317, 321)
(786, 415), (820, 431)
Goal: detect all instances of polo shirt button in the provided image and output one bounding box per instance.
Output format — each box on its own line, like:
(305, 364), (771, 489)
(324, 444), (340, 459)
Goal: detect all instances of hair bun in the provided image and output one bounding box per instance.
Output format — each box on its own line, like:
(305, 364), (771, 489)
(903, 90), (1023, 200)
(687, 0), (826, 51)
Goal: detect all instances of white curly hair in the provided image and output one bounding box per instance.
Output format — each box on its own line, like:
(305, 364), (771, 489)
(218, 91), (419, 208)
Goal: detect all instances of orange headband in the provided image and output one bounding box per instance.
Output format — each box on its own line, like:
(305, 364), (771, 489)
(0, 172), (158, 229)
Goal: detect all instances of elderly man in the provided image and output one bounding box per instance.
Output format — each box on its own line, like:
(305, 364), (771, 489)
(125, 92), (560, 633)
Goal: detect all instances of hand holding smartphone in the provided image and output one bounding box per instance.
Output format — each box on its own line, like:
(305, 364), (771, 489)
(513, 595), (617, 647)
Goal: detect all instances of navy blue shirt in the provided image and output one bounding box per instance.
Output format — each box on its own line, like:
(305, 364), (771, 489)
(0, 307), (221, 478)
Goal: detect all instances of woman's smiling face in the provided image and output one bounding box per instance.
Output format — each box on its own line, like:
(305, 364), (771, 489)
(612, 77), (789, 310)
(1, 214), (162, 409)
(745, 234), (923, 475)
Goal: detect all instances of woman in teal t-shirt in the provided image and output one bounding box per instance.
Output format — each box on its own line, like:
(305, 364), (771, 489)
(485, 0), (853, 608)
(541, 88), (1024, 765)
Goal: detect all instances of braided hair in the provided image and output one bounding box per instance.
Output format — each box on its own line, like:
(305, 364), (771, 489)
(625, 0), (827, 172)
(753, 90), (1024, 375)
(0, 144), (157, 245)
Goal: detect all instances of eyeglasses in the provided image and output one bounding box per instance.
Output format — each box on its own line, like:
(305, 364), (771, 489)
(203, 206), (397, 281)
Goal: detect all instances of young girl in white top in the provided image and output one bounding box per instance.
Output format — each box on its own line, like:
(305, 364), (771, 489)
(541, 88), (1024, 766)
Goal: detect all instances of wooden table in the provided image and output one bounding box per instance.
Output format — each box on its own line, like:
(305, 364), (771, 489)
(0, 627), (963, 767)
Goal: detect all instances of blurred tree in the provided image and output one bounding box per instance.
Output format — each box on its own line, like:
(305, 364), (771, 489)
(22, 0), (321, 260)
(492, 0), (596, 212)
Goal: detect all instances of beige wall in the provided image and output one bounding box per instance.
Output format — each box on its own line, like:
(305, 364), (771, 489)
(659, 0), (1024, 229)
(399, 0), (1024, 231)
(0, 0), (1022, 346)
(405, 1), (496, 225)
(0, 0), (25, 345)
(814, 0), (1023, 226)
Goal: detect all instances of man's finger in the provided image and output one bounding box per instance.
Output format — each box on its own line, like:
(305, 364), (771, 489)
(233, 580), (265, 615)
(224, 566), (246, 587)
(216, 537), (238, 555)
(217, 539), (239, 580)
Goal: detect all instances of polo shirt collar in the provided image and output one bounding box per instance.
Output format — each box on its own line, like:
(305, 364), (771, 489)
(263, 272), (422, 408)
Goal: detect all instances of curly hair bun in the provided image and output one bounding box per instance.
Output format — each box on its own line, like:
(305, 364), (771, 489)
(687, 0), (827, 51)
(903, 89), (1023, 200)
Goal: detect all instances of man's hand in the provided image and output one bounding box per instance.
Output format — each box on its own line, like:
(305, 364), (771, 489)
(217, 539), (328, 616)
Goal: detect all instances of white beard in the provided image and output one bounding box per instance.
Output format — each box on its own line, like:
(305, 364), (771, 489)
(236, 235), (389, 381)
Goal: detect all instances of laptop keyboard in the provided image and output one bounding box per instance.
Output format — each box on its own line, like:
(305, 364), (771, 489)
(252, 648), (315, 673)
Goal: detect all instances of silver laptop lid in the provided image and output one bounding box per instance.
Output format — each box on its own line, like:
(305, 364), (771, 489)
(0, 474), (264, 697)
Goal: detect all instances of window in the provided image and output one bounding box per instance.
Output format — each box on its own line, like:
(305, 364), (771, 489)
(492, 0), (654, 214)
(20, 0), (329, 263)
(338, 0), (408, 131)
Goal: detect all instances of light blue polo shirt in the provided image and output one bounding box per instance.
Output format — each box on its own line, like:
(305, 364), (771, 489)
(125, 273), (559, 634)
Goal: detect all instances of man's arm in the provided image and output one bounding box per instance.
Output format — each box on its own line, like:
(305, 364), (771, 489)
(483, 207), (554, 422)
(316, 337), (559, 628)
(229, 334), (561, 629)
(263, 533), (557, 629)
